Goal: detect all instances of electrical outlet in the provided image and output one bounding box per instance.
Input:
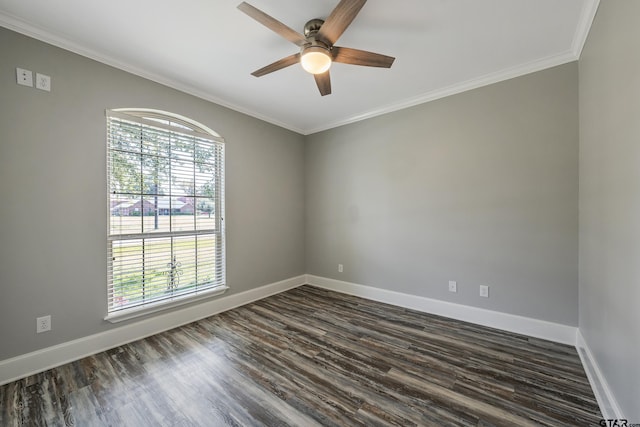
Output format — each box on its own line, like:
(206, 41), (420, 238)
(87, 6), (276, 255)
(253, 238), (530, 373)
(338, 264), (343, 273)
(16, 68), (33, 87)
(479, 285), (489, 298)
(448, 280), (457, 293)
(35, 73), (51, 91)
(36, 315), (51, 333)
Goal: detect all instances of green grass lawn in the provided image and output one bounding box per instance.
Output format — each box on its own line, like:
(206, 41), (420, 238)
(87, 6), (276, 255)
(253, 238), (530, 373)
(110, 215), (221, 309)
(110, 213), (217, 235)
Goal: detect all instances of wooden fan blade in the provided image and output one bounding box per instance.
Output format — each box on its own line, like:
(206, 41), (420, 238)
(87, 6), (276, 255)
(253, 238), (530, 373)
(332, 46), (395, 68)
(238, 2), (307, 47)
(251, 53), (301, 77)
(314, 71), (332, 96)
(316, 0), (367, 45)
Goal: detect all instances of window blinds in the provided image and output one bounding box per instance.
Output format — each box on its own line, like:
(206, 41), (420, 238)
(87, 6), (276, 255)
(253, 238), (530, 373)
(106, 110), (225, 314)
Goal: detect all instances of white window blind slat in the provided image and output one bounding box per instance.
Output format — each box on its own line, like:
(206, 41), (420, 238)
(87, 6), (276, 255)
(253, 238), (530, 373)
(107, 110), (225, 315)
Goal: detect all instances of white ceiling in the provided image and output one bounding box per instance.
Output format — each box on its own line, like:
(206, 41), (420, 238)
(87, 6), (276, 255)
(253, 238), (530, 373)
(0, 0), (598, 134)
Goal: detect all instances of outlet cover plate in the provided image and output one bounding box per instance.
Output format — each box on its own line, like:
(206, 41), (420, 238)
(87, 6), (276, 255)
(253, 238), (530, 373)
(448, 280), (457, 292)
(36, 73), (51, 91)
(479, 285), (489, 298)
(36, 315), (51, 333)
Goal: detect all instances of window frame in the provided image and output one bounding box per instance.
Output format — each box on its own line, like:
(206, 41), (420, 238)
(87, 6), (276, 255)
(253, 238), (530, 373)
(105, 109), (227, 322)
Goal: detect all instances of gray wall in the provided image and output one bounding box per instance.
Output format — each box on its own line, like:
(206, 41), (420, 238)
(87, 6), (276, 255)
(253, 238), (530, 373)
(306, 63), (579, 325)
(579, 0), (640, 420)
(9, 14), (638, 418)
(0, 27), (306, 360)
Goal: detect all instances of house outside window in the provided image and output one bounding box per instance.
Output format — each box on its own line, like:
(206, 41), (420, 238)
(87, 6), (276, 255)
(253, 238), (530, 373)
(106, 109), (226, 320)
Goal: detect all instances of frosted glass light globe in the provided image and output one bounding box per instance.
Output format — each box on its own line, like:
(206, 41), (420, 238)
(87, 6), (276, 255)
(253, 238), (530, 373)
(301, 47), (332, 74)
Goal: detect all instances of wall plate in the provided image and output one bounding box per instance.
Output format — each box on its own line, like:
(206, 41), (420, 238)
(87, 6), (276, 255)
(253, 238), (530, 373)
(17, 68), (33, 87)
(36, 73), (51, 91)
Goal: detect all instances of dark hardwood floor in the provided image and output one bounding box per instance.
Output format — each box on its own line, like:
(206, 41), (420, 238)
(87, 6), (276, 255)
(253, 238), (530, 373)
(1, 285), (601, 426)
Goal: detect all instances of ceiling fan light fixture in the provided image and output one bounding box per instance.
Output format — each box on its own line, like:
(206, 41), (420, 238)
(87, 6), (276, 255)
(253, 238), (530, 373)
(238, 0), (395, 95)
(300, 46), (332, 75)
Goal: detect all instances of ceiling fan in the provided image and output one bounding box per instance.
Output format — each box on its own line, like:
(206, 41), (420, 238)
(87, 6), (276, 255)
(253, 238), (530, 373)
(237, 0), (395, 96)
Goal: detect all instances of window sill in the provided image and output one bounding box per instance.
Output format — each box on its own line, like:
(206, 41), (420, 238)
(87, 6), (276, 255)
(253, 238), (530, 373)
(104, 285), (229, 323)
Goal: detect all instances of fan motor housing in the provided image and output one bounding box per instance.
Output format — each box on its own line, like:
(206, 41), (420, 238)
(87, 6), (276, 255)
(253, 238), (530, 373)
(237, 0), (395, 96)
(304, 19), (325, 38)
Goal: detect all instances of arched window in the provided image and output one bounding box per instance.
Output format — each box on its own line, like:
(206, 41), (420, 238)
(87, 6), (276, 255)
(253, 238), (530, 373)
(106, 109), (225, 320)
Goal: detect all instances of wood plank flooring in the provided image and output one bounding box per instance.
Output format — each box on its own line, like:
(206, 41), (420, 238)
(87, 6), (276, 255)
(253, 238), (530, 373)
(0, 285), (601, 426)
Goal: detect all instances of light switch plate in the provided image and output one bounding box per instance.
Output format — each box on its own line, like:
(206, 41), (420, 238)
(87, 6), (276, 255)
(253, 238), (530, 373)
(17, 68), (33, 87)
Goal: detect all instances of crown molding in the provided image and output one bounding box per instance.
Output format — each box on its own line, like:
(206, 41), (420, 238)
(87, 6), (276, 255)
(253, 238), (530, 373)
(1, 0), (600, 137)
(303, 50), (578, 135)
(303, 0), (599, 135)
(571, 0), (600, 58)
(0, 12), (306, 135)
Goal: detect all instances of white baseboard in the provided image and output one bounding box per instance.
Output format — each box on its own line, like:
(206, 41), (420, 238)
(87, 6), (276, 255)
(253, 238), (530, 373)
(0, 274), (306, 386)
(3, 272), (613, 422)
(306, 275), (578, 345)
(576, 330), (625, 420)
